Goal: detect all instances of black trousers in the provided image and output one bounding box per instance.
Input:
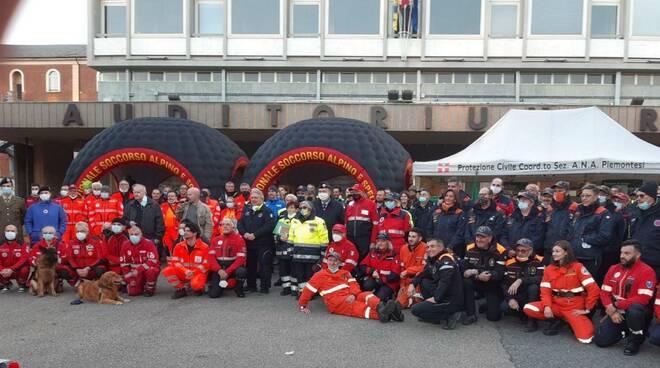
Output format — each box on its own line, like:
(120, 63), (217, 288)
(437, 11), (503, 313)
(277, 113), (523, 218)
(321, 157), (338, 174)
(649, 323), (660, 346)
(361, 278), (395, 301)
(502, 284), (540, 316)
(208, 267), (247, 298)
(463, 278), (503, 321)
(411, 301), (461, 324)
(246, 247), (272, 290)
(278, 257), (292, 290)
(291, 261), (314, 292)
(348, 234), (372, 263)
(594, 303), (650, 347)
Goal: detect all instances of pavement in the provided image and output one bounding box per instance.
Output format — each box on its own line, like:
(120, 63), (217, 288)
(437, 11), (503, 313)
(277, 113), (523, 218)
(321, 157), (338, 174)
(1, 278), (659, 368)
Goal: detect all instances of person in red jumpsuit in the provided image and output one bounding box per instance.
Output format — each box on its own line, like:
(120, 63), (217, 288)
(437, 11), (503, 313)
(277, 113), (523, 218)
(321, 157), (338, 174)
(65, 221), (107, 285)
(371, 193), (412, 254)
(523, 240), (600, 343)
(59, 185), (88, 242)
(103, 218), (128, 275)
(162, 220), (210, 299)
(358, 233), (401, 302)
(208, 217), (247, 298)
(120, 225), (159, 297)
(321, 224), (359, 273)
(298, 250), (402, 322)
(594, 239), (657, 355)
(0, 224), (30, 292)
(28, 225), (73, 292)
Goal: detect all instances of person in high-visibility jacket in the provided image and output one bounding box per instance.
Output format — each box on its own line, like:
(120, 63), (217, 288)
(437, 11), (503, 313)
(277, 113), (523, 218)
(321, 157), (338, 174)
(89, 185), (123, 238)
(288, 201), (328, 296)
(162, 220), (210, 299)
(160, 191), (180, 256)
(275, 201), (299, 296)
(396, 228), (427, 308)
(59, 185), (88, 242)
(523, 240), (600, 343)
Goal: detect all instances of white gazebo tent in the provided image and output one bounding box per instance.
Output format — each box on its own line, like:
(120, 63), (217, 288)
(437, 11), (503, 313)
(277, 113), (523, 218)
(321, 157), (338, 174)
(413, 107), (660, 181)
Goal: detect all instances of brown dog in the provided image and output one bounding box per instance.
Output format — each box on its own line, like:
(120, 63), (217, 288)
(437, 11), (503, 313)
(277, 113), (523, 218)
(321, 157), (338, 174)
(30, 247), (58, 297)
(76, 271), (129, 305)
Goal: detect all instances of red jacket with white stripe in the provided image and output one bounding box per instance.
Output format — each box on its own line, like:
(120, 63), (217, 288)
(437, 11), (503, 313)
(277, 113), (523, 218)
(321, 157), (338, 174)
(60, 196), (88, 227)
(119, 237), (159, 274)
(655, 285), (660, 320)
(89, 197), (123, 236)
(371, 207), (412, 254)
(298, 268), (360, 310)
(0, 240), (29, 271)
(359, 248), (401, 291)
(600, 259), (657, 311)
(539, 262), (600, 310)
(208, 232), (246, 276)
(345, 197), (379, 239)
(322, 238), (359, 273)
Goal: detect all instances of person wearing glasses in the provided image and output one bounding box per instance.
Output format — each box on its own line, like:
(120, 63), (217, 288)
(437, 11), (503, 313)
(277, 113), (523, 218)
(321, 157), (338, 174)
(629, 182), (660, 279)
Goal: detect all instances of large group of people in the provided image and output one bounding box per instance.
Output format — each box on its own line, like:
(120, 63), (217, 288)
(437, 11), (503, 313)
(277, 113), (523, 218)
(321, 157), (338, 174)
(1, 175), (659, 355)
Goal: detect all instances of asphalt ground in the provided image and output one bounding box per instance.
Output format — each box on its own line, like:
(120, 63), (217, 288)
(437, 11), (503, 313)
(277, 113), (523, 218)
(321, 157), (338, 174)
(1, 277), (659, 368)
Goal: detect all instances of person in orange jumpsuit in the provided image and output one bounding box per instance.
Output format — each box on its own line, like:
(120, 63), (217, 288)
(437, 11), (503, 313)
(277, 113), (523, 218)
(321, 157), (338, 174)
(59, 185), (88, 242)
(298, 250), (402, 322)
(523, 240), (600, 343)
(212, 196), (240, 236)
(89, 185), (123, 238)
(161, 191), (180, 256)
(162, 220), (210, 299)
(396, 228), (427, 308)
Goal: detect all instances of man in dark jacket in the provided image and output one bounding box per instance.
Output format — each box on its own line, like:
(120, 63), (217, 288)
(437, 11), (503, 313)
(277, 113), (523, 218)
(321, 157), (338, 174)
(123, 184), (165, 252)
(455, 187), (506, 253)
(410, 238), (464, 330)
(565, 184), (614, 278)
(501, 191), (546, 253)
(410, 189), (434, 240)
(238, 188), (276, 293)
(629, 182), (660, 278)
(597, 185), (626, 283)
(312, 183), (344, 233)
(543, 181), (577, 262)
(447, 177), (473, 209)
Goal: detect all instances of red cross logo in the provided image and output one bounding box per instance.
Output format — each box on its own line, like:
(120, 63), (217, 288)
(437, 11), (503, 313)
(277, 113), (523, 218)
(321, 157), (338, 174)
(437, 163), (450, 173)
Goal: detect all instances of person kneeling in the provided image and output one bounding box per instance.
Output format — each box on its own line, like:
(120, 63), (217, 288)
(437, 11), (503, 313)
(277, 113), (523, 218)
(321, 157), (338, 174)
(162, 220), (210, 299)
(208, 218), (248, 298)
(358, 233), (401, 301)
(298, 251), (403, 322)
(119, 225), (160, 297)
(66, 222), (106, 286)
(410, 239), (464, 330)
(594, 240), (656, 355)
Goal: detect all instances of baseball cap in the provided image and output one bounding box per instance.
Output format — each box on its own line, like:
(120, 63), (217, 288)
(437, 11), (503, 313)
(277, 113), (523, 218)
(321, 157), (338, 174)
(475, 226), (493, 237)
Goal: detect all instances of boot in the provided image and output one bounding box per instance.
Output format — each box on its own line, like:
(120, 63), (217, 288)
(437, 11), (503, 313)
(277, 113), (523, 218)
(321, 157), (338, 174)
(280, 287), (291, 296)
(171, 288), (188, 299)
(443, 311), (464, 330)
(376, 300), (397, 322)
(274, 278), (283, 287)
(234, 282), (245, 298)
(523, 319), (538, 333)
(390, 301), (405, 322)
(543, 319), (564, 336)
(623, 334), (644, 356)
(462, 314), (477, 326)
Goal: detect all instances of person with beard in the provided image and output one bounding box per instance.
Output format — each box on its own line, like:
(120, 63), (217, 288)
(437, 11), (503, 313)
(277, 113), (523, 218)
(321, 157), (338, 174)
(313, 183), (345, 232)
(345, 184), (379, 261)
(235, 183), (252, 218)
(447, 177), (473, 209)
(298, 251), (403, 322)
(596, 185), (627, 284)
(395, 228), (427, 308)
(629, 182), (660, 278)
(502, 238), (544, 332)
(358, 233), (401, 302)
(288, 201), (328, 296)
(161, 191), (180, 256)
(275, 201), (299, 296)
(490, 178), (514, 217)
(375, 190), (386, 212)
(409, 238), (464, 330)
(454, 187), (506, 254)
(565, 184), (614, 277)
(594, 240), (657, 355)
(430, 190), (464, 257)
(543, 181), (578, 262)
(501, 192), (546, 255)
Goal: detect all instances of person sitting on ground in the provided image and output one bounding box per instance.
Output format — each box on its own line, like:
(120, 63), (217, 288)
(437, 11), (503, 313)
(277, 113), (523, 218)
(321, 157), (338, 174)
(357, 233), (401, 301)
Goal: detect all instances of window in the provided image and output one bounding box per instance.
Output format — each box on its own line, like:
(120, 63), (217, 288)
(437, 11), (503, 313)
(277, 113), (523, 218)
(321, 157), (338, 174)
(421, 73), (436, 83)
(454, 73), (469, 83)
(622, 74), (635, 85)
(197, 72), (212, 82)
(244, 72), (259, 82)
(470, 73), (485, 84)
(165, 72), (180, 81)
(292, 2), (319, 35)
(292, 72), (307, 82)
(490, 4), (517, 38)
(636, 75), (651, 85)
(437, 73), (452, 83)
(132, 71), (148, 81)
(531, 0), (583, 35)
(323, 73), (339, 83)
(487, 73), (502, 84)
(277, 72), (291, 82)
(340, 73), (355, 83)
(603, 74), (615, 84)
(261, 72), (275, 82)
(100, 72), (118, 82)
(553, 74), (569, 84)
(149, 72), (164, 81)
(372, 73), (387, 83)
(46, 69), (60, 92)
(570, 73), (585, 84)
(520, 73), (535, 84)
(587, 74), (602, 84)
(197, 0), (224, 35)
(232, 0), (280, 34)
(308, 73), (317, 82)
(405, 72), (417, 84)
(181, 72), (195, 82)
(632, 0), (660, 36)
(389, 73), (403, 83)
(429, 0), (482, 35)
(537, 74), (551, 84)
(591, 5), (617, 38)
(134, 0), (183, 34)
(103, 2), (126, 35)
(227, 72), (242, 82)
(212, 72), (222, 81)
(503, 73), (515, 83)
(328, 0), (380, 35)
(357, 73), (371, 83)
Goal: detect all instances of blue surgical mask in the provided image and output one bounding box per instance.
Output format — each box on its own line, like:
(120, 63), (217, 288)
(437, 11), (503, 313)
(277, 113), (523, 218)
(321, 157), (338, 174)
(129, 235), (141, 245)
(385, 201), (396, 210)
(140, 196), (148, 206)
(101, 192), (110, 200)
(43, 233), (55, 242)
(418, 196), (427, 203)
(4, 231), (16, 241)
(517, 201), (529, 211)
(1, 187), (13, 196)
(614, 202), (623, 210)
(638, 201), (651, 210)
(598, 195), (607, 204)
(111, 225), (123, 234)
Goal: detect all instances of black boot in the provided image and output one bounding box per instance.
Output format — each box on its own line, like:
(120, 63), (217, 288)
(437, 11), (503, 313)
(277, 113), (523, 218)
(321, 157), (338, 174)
(523, 319), (538, 333)
(171, 288), (187, 299)
(623, 334), (644, 356)
(543, 319), (564, 336)
(376, 300), (397, 322)
(274, 278), (283, 287)
(390, 301), (405, 322)
(462, 314), (477, 325)
(234, 282), (245, 298)
(443, 311), (464, 330)
(280, 287), (291, 296)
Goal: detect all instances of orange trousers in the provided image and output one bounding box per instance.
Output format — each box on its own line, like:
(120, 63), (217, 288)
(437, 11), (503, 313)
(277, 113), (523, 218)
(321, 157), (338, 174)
(162, 265), (207, 291)
(523, 297), (594, 343)
(327, 291), (381, 320)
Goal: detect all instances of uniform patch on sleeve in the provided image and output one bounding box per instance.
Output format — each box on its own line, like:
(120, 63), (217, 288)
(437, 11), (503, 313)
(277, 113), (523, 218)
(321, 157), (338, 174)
(647, 280), (654, 288)
(581, 266), (589, 275)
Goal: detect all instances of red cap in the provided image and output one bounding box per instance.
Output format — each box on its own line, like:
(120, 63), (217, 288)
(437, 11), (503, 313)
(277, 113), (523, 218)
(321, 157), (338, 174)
(332, 224), (346, 233)
(350, 183), (364, 192)
(612, 192), (629, 202)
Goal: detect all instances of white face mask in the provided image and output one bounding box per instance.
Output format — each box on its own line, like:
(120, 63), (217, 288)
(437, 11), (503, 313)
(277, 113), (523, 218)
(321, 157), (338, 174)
(119, 186), (129, 193)
(328, 264), (339, 273)
(39, 193), (51, 201)
(31, 189), (39, 196)
(140, 196), (148, 206)
(490, 185), (502, 195)
(226, 202), (235, 209)
(93, 190), (101, 196)
(287, 212), (296, 219)
(318, 192), (330, 201)
(614, 202), (623, 210)
(111, 225), (123, 234)
(60, 190), (68, 197)
(4, 231), (16, 241)
(76, 231), (87, 241)
(332, 234), (343, 242)
(178, 228), (185, 237)
(101, 192), (110, 200)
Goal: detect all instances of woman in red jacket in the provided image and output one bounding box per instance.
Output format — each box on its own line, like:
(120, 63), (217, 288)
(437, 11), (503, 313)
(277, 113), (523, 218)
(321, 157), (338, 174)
(523, 240), (600, 343)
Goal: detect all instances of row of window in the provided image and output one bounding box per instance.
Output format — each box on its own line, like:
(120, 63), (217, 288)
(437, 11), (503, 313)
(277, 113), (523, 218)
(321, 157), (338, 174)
(100, 0), (660, 38)
(98, 70), (627, 86)
(8, 69), (61, 93)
